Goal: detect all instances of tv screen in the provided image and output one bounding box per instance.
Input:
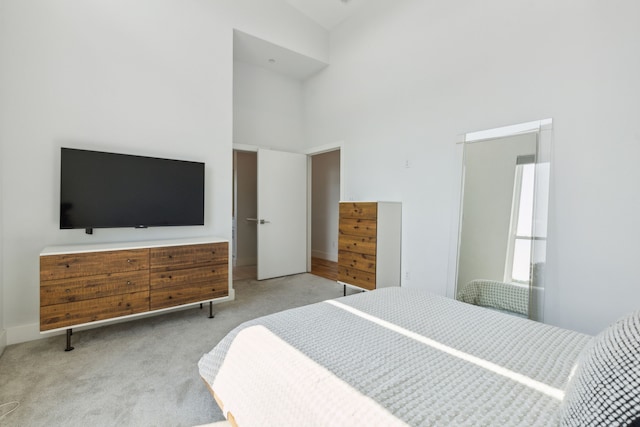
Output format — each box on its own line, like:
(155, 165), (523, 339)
(60, 148), (205, 233)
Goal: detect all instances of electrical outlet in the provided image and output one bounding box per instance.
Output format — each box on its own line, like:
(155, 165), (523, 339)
(404, 271), (410, 280)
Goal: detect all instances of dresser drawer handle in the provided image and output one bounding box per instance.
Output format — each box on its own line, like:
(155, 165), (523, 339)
(127, 259), (132, 264)
(65, 289), (71, 293)
(65, 264), (70, 268)
(168, 255), (173, 259)
(126, 281), (132, 285)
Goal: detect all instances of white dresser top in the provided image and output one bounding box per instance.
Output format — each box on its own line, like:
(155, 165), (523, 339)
(41, 236), (227, 256)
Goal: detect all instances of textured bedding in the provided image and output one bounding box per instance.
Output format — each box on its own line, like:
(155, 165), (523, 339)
(198, 288), (592, 426)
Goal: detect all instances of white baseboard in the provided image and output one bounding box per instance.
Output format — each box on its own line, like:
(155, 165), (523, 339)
(7, 322), (54, 346)
(0, 329), (6, 356)
(311, 250), (338, 263)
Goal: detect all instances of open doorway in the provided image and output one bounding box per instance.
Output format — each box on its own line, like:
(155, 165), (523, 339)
(310, 149), (341, 281)
(233, 150), (257, 281)
(233, 148), (308, 281)
(233, 147), (341, 282)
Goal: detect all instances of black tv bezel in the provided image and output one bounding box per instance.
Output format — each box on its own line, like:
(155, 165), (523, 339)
(59, 147), (205, 234)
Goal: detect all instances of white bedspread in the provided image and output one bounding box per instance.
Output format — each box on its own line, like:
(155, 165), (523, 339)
(199, 288), (591, 426)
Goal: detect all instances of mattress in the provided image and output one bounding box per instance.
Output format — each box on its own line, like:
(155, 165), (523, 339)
(198, 288), (591, 426)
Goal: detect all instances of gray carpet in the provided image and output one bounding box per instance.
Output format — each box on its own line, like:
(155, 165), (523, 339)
(0, 273), (352, 426)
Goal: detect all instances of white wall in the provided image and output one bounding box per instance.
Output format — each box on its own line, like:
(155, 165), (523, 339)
(311, 150), (340, 261)
(0, 132), (5, 356)
(0, 0), (328, 344)
(233, 60), (304, 150)
(303, 0), (640, 335)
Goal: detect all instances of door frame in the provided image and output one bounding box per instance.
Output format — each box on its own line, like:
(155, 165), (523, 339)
(233, 142), (344, 275)
(304, 142), (344, 272)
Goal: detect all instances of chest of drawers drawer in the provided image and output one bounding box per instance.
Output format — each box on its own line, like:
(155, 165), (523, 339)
(150, 243), (228, 271)
(149, 265), (228, 290)
(41, 291), (150, 331)
(41, 249), (149, 281)
(41, 270), (149, 306)
(339, 202), (377, 220)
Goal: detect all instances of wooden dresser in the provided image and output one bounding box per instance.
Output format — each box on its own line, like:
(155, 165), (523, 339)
(40, 237), (229, 350)
(337, 202), (401, 292)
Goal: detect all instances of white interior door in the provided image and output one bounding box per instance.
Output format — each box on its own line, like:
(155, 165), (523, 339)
(257, 148), (307, 280)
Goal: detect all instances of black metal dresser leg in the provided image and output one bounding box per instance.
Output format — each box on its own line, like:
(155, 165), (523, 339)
(65, 329), (74, 352)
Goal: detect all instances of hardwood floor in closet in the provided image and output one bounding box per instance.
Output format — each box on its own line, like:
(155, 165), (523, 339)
(311, 257), (337, 281)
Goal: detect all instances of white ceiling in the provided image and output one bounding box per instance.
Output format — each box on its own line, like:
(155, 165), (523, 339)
(285, 0), (370, 30)
(233, 0), (369, 80)
(233, 30), (329, 80)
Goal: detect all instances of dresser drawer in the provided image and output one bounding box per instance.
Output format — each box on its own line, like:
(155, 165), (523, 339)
(338, 266), (375, 291)
(337, 250), (376, 275)
(339, 218), (377, 238)
(200, 284), (229, 301)
(150, 243), (228, 271)
(40, 271), (149, 306)
(339, 202), (377, 220)
(150, 282), (227, 310)
(338, 234), (377, 256)
(40, 249), (149, 281)
(40, 291), (150, 331)
(149, 265), (228, 291)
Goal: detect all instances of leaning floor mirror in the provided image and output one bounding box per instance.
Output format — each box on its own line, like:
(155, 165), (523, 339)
(455, 120), (552, 321)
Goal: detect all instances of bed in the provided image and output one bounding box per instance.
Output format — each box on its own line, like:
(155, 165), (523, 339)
(198, 287), (640, 426)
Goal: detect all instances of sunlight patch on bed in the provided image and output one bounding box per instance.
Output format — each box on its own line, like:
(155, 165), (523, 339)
(211, 325), (408, 427)
(326, 300), (565, 400)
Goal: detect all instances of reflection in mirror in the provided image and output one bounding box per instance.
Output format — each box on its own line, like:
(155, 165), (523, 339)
(456, 130), (549, 321)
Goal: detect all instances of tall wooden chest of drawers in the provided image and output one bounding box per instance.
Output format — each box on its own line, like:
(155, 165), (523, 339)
(40, 237), (229, 346)
(337, 202), (401, 291)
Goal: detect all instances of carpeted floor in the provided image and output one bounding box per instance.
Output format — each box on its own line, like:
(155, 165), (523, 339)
(0, 273), (352, 426)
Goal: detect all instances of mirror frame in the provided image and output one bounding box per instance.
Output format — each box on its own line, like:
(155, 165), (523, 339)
(446, 119), (553, 321)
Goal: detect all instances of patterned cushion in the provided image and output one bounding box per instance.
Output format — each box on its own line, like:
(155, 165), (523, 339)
(560, 310), (640, 426)
(457, 279), (529, 316)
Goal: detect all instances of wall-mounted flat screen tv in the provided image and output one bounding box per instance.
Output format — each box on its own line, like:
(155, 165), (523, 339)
(60, 148), (205, 233)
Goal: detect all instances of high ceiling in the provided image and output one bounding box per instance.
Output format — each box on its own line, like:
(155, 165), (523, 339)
(233, 0), (370, 80)
(234, 30), (329, 80)
(285, 0), (370, 30)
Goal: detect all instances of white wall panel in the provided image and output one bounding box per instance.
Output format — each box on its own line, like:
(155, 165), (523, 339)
(233, 60), (304, 150)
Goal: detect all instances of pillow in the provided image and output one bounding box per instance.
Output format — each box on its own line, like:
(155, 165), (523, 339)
(560, 310), (640, 426)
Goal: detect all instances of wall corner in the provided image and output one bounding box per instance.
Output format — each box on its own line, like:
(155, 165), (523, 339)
(0, 329), (7, 357)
